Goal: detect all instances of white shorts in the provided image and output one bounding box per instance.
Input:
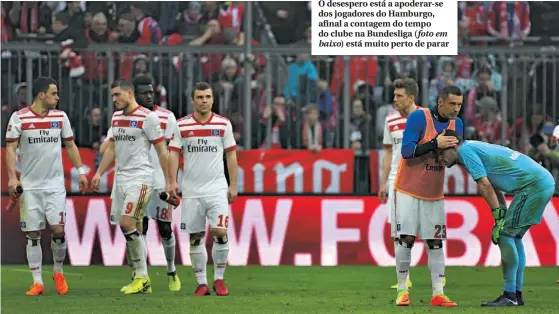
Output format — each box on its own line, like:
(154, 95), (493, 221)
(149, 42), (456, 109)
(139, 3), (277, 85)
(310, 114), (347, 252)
(110, 184), (154, 225)
(19, 190), (66, 232)
(145, 188), (176, 222)
(395, 190), (446, 240)
(180, 194), (229, 234)
(387, 183), (397, 238)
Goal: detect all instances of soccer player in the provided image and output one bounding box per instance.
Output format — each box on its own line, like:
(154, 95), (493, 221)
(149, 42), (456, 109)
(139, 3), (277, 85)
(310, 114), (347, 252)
(5, 76), (88, 296)
(379, 78), (419, 290)
(438, 133), (555, 307)
(393, 85), (464, 307)
(91, 80), (169, 295)
(167, 81), (238, 296)
(132, 75), (181, 291)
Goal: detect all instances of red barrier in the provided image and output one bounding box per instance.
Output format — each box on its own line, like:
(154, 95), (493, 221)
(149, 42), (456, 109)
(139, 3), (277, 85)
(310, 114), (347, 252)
(2, 196), (558, 266)
(1, 148), (355, 194)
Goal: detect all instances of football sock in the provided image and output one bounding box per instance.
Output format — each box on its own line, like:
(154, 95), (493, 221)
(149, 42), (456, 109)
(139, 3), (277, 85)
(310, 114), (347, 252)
(394, 239), (411, 282)
(142, 234), (148, 262)
(395, 240), (412, 290)
(427, 243), (445, 295)
(124, 230), (148, 277)
(212, 237), (229, 280)
(51, 236), (66, 273)
(190, 243), (208, 285)
(162, 233), (176, 274)
(26, 237), (43, 284)
(514, 238), (526, 292)
(498, 235), (518, 293)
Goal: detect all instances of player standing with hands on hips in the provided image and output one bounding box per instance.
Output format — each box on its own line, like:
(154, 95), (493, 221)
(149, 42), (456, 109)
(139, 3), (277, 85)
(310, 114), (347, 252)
(91, 80), (169, 295)
(167, 82), (238, 296)
(393, 85), (464, 307)
(5, 77), (88, 296)
(437, 132), (555, 307)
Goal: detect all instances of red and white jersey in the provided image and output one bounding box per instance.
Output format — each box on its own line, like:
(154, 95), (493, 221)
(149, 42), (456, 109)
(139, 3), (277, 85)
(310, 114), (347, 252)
(5, 107), (74, 190)
(109, 106), (164, 187)
(150, 106), (177, 189)
(169, 112), (237, 198)
(382, 112), (408, 185)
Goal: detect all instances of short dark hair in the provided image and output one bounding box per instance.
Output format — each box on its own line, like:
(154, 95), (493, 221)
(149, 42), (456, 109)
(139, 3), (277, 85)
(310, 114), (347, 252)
(32, 76), (57, 99)
(132, 75), (153, 88)
(477, 66), (492, 77)
(54, 11), (70, 26)
(191, 81), (213, 98)
(111, 79), (134, 91)
(393, 78), (419, 99)
(437, 85), (463, 103)
(442, 129), (463, 144)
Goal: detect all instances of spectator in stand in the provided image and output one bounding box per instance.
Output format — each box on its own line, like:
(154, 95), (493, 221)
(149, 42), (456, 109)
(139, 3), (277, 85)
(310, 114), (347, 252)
(212, 57), (240, 114)
(528, 120), (559, 173)
(458, 1), (489, 40)
(116, 12), (141, 79)
(190, 19), (226, 80)
(260, 95), (289, 149)
(201, 1), (219, 22)
(302, 105), (324, 152)
(465, 66), (500, 124)
(349, 98), (373, 152)
(259, 1), (310, 45)
(472, 55), (502, 92)
(316, 80), (336, 127)
(330, 56), (378, 100)
(284, 53), (318, 106)
(1, 4), (12, 42)
(6, 1), (52, 36)
(76, 107), (108, 149)
(216, 1), (244, 43)
(130, 2), (162, 45)
(471, 96), (509, 144)
(60, 1), (86, 30)
(175, 1), (204, 38)
(488, 1), (531, 45)
(82, 12), (117, 83)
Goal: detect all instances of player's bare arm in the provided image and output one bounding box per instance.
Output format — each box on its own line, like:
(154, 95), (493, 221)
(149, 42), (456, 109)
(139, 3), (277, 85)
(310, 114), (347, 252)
(99, 138), (114, 154)
(494, 188), (507, 209)
(226, 149), (238, 204)
(167, 149), (180, 198)
(476, 177), (501, 210)
(379, 145), (392, 204)
(91, 145), (115, 192)
(64, 139), (88, 193)
(153, 140), (169, 184)
(5, 141), (21, 197)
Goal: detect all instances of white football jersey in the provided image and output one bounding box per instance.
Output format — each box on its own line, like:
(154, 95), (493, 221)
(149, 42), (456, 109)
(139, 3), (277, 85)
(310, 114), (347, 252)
(169, 112), (237, 198)
(150, 106), (177, 189)
(5, 107), (74, 190)
(109, 106), (164, 187)
(382, 112), (408, 185)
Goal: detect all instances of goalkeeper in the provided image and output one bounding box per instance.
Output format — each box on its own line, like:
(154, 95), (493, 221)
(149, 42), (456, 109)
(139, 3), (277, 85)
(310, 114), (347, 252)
(437, 130), (555, 307)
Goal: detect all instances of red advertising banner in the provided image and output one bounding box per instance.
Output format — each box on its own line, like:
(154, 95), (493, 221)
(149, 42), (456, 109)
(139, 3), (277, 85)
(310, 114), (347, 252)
(1, 148), (355, 194)
(370, 149), (483, 194)
(2, 196), (558, 266)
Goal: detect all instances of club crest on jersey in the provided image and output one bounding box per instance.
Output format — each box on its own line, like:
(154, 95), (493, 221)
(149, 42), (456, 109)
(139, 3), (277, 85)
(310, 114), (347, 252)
(50, 121), (60, 128)
(129, 121), (138, 128)
(211, 129), (220, 136)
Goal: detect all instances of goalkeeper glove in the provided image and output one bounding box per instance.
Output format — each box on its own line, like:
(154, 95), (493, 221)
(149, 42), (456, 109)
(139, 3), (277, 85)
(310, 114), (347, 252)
(491, 207), (506, 245)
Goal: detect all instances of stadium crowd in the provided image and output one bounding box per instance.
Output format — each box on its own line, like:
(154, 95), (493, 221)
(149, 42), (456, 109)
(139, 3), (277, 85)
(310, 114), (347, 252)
(1, 1), (558, 177)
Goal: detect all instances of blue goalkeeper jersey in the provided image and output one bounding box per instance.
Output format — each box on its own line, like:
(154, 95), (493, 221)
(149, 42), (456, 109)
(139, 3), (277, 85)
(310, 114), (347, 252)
(457, 140), (555, 193)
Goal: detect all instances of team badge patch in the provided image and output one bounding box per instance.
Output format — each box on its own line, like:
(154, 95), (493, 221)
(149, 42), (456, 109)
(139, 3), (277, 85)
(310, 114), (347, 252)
(50, 121), (60, 128)
(129, 121), (138, 128)
(211, 129), (220, 136)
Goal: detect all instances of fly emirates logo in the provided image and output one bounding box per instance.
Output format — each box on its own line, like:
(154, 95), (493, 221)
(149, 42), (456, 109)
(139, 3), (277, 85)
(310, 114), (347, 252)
(187, 138), (218, 153)
(63, 197), (559, 266)
(113, 128), (136, 141)
(28, 129), (59, 144)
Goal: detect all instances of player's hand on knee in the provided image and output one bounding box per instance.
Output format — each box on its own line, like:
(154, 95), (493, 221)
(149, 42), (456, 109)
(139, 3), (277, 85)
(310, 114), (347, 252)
(491, 219), (505, 245)
(78, 174), (89, 194)
(379, 183), (388, 204)
(227, 186), (237, 204)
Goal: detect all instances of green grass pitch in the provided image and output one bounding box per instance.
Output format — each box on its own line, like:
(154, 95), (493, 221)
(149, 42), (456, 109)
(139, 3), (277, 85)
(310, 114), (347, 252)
(1, 265), (558, 313)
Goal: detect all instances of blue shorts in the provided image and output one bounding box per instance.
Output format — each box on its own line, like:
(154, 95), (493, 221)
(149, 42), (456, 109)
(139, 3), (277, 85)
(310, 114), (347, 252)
(502, 184), (555, 238)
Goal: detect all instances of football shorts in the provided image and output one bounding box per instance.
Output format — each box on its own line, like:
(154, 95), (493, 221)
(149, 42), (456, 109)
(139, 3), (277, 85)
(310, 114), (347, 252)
(180, 194), (229, 233)
(19, 189), (66, 232)
(388, 182), (397, 238)
(395, 190), (446, 240)
(110, 184), (153, 225)
(145, 188), (176, 222)
(501, 185), (555, 238)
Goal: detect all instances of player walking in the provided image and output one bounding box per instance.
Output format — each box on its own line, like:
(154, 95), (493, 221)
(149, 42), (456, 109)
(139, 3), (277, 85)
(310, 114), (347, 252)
(379, 78), (418, 290)
(92, 80), (169, 295)
(5, 77), (88, 296)
(393, 85), (464, 307)
(438, 134), (556, 307)
(167, 82), (238, 296)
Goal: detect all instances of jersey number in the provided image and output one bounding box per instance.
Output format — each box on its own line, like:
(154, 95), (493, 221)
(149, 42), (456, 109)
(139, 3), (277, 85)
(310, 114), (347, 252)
(217, 215), (229, 228)
(156, 207), (170, 220)
(125, 202), (134, 214)
(434, 224), (447, 239)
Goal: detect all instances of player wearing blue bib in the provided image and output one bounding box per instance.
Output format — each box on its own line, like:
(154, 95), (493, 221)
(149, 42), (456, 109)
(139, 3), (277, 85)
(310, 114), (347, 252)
(438, 131), (555, 307)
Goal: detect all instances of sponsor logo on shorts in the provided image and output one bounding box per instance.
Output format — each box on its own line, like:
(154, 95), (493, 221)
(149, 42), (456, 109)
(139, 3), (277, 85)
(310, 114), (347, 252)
(397, 223), (401, 231)
(20, 222), (26, 228)
(180, 223), (186, 230)
(110, 215), (116, 222)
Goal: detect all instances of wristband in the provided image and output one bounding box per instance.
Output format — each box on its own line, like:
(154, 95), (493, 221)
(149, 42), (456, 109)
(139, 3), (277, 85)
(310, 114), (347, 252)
(77, 167), (86, 176)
